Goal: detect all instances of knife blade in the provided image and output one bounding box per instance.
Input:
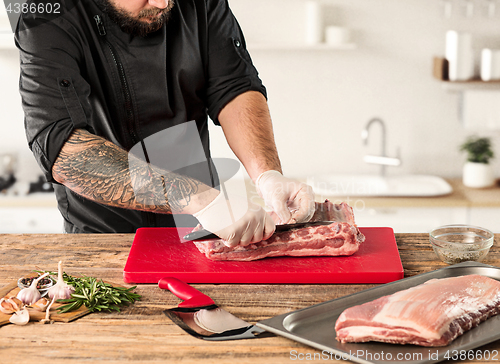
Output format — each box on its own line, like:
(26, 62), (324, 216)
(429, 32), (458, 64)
(182, 221), (334, 242)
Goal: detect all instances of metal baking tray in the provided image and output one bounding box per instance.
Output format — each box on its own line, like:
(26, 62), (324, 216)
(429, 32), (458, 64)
(257, 262), (500, 364)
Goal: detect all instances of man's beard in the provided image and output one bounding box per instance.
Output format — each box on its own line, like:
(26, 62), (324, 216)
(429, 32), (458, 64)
(95, 0), (175, 37)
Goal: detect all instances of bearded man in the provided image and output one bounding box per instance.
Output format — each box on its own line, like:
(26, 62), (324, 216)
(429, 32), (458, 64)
(15, 0), (315, 246)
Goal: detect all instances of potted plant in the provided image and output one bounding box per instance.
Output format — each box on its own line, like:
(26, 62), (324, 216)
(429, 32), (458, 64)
(460, 136), (495, 188)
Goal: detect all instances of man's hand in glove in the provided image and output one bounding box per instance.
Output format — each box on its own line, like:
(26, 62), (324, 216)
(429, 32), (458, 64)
(256, 170), (315, 224)
(194, 191), (275, 248)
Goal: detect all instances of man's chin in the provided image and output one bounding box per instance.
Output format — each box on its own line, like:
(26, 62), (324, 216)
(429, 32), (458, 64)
(97, 0), (175, 37)
(121, 12), (170, 36)
(140, 17), (161, 24)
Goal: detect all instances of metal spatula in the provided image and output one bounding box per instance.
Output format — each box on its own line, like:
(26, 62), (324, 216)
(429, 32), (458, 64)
(159, 277), (273, 341)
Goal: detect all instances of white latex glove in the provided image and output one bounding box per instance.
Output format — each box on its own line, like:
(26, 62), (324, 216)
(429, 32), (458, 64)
(193, 191), (275, 248)
(256, 170), (315, 224)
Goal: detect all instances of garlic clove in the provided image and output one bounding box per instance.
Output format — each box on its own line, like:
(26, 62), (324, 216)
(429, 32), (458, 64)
(0, 297), (24, 314)
(0, 297), (16, 314)
(9, 297), (23, 311)
(31, 297), (50, 312)
(9, 308), (30, 325)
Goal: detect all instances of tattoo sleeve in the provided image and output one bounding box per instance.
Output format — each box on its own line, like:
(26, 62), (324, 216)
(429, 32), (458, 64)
(52, 129), (214, 214)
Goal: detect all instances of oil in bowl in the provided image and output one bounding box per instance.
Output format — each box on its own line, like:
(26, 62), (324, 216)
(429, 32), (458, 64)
(430, 224), (494, 264)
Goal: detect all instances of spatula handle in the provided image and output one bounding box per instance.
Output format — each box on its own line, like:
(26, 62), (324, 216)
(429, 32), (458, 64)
(158, 277), (215, 308)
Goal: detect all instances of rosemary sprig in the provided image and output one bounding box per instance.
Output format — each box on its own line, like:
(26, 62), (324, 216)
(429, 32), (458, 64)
(41, 271), (141, 313)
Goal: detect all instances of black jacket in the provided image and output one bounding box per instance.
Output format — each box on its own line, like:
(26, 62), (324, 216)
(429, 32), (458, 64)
(16, 0), (266, 233)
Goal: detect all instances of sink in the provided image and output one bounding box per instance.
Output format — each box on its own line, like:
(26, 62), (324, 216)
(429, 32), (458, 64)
(307, 175), (453, 197)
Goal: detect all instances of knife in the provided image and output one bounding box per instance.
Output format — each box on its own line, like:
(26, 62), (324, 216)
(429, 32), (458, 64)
(182, 221), (334, 242)
(159, 277), (273, 340)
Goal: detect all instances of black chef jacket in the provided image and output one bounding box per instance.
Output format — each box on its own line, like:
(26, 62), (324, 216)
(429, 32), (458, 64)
(15, 0), (266, 233)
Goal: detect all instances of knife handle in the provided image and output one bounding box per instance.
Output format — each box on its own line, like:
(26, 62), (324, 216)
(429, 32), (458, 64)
(158, 277), (215, 308)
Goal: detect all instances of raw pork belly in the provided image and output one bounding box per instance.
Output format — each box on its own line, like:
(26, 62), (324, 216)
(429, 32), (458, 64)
(193, 200), (365, 261)
(335, 274), (500, 347)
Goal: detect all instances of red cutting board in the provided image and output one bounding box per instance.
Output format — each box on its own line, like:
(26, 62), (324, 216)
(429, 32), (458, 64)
(123, 227), (403, 284)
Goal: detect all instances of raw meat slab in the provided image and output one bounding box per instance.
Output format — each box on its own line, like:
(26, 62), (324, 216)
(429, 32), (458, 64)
(256, 263), (500, 364)
(335, 274), (500, 346)
(193, 201), (365, 261)
(123, 227), (403, 284)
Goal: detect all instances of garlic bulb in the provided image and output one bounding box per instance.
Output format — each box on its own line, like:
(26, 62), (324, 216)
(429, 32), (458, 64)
(31, 297), (50, 312)
(0, 297), (23, 314)
(16, 272), (50, 305)
(9, 308), (30, 325)
(47, 261), (74, 300)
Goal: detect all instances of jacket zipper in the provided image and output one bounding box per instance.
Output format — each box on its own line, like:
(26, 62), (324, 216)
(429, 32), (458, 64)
(94, 15), (139, 146)
(94, 15), (156, 227)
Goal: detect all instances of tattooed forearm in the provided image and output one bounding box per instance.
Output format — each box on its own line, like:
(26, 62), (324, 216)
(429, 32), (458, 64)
(127, 155), (204, 213)
(52, 129), (214, 214)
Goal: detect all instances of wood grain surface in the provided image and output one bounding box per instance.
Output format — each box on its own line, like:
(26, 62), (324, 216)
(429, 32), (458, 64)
(0, 232), (499, 363)
(1, 281), (101, 327)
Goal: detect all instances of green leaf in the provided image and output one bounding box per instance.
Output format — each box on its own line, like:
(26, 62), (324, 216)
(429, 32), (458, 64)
(460, 136), (495, 164)
(44, 270), (142, 314)
(71, 294), (88, 300)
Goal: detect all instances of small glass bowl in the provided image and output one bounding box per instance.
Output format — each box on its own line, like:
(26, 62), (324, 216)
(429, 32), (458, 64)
(430, 224), (494, 265)
(17, 275), (54, 297)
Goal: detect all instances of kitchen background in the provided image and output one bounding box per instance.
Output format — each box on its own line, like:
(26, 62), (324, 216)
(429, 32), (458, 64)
(0, 0), (499, 233)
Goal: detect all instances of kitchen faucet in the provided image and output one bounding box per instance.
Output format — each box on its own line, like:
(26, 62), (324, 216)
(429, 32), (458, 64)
(361, 118), (401, 176)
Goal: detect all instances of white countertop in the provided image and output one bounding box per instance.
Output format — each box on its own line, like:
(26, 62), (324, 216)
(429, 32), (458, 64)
(2, 178), (500, 209)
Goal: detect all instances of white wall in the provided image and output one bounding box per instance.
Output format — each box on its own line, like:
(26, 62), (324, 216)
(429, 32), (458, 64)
(1, 1), (500, 183)
(0, 47), (41, 183)
(208, 0), (500, 179)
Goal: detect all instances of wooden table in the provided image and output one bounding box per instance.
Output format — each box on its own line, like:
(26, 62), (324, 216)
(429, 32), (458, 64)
(1, 233), (499, 363)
